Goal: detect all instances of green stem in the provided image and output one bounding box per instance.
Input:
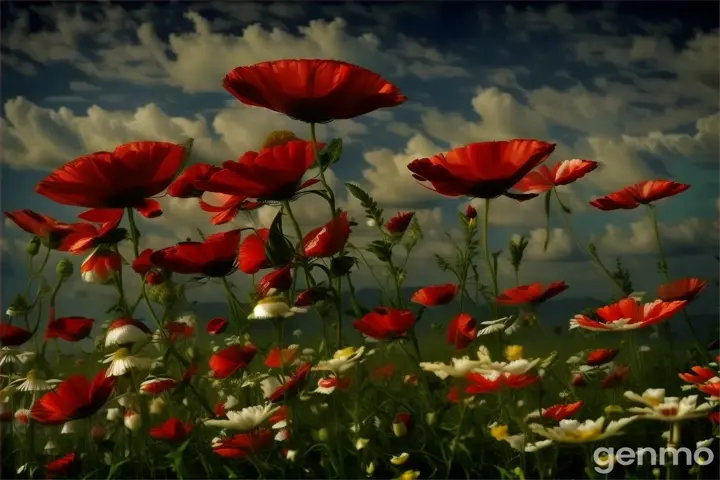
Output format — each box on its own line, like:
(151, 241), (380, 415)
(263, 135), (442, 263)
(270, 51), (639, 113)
(554, 189), (625, 296)
(126, 208), (141, 258)
(310, 123), (336, 218)
(445, 403), (467, 479)
(647, 205), (707, 359)
(482, 199), (499, 308)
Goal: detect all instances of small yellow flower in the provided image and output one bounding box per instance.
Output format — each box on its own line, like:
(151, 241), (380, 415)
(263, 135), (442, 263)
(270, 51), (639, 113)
(398, 470), (420, 480)
(390, 452), (409, 465)
(334, 347), (357, 360)
(490, 424), (509, 441)
(604, 405), (624, 415)
(505, 345), (524, 362)
(365, 462), (375, 476)
(261, 130), (299, 149)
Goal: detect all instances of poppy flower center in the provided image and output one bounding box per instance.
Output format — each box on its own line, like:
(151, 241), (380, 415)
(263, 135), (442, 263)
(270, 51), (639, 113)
(201, 260), (236, 277)
(104, 188), (153, 208)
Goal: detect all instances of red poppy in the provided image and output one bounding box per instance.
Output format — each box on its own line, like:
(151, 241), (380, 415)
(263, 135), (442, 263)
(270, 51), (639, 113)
(302, 211), (351, 258)
(678, 366), (715, 384)
(140, 377), (179, 394)
(238, 228), (271, 274)
(699, 380), (720, 397)
(46, 452), (78, 478)
(62, 211), (125, 254)
(80, 247), (122, 284)
(447, 385), (464, 403)
(571, 298), (687, 332)
(45, 316), (94, 342)
(316, 376), (352, 393)
(163, 321), (195, 343)
(265, 346), (299, 369)
(447, 313), (477, 349)
(151, 229), (242, 277)
(709, 412), (720, 424)
(197, 141), (321, 201)
(411, 284), (460, 307)
(36, 141), (186, 218)
(132, 249), (155, 275)
(149, 417), (194, 443)
(207, 317), (229, 335)
(223, 59), (406, 123)
(385, 212), (414, 234)
(352, 307), (416, 341)
(266, 362), (312, 402)
(0, 323), (33, 346)
(586, 348), (619, 366)
(4, 210), (97, 251)
(407, 139), (556, 199)
(657, 277), (708, 302)
(539, 401), (583, 421)
(373, 363), (396, 381)
(199, 193), (259, 225)
(601, 365), (630, 389)
(31, 370), (115, 424)
(465, 371), (539, 394)
(496, 281), (568, 305)
(214, 401), (227, 418)
(209, 344), (258, 379)
(295, 287), (329, 307)
(213, 429), (274, 458)
(269, 405), (290, 426)
(513, 159), (598, 194)
(144, 271), (164, 285)
(589, 180), (690, 211)
(256, 265), (293, 297)
(168, 163), (221, 198)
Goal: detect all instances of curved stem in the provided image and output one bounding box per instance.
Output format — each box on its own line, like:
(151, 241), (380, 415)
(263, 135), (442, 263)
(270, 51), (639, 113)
(553, 189), (625, 296)
(482, 199), (499, 304)
(310, 123), (336, 219)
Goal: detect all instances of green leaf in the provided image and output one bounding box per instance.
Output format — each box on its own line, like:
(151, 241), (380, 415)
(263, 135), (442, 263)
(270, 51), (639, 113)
(330, 255), (356, 276)
(318, 138), (343, 170)
(345, 182), (384, 225)
(366, 240), (393, 263)
(265, 210), (294, 266)
(543, 190), (552, 251)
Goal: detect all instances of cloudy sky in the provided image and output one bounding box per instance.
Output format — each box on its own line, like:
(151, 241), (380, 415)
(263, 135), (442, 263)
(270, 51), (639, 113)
(1, 1), (718, 313)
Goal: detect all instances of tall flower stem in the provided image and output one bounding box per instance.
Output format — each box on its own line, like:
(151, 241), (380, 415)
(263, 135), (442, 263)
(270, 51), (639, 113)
(553, 190), (626, 296)
(126, 208), (141, 258)
(444, 403), (467, 479)
(482, 199), (499, 315)
(309, 123), (336, 219)
(647, 205), (707, 357)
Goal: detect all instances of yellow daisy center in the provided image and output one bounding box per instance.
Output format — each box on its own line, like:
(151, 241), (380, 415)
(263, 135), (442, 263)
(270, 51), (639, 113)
(505, 345), (524, 362)
(113, 347), (130, 360)
(490, 424), (509, 440)
(334, 347), (356, 359)
(256, 295), (286, 306)
(25, 369), (38, 381)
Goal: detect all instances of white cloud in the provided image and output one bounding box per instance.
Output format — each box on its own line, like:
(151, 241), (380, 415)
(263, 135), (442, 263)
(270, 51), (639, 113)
(1, 97), (366, 170)
(3, 6), (467, 90)
(594, 217), (719, 256)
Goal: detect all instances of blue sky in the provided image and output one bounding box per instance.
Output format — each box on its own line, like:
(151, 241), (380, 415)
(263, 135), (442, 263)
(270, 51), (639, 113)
(1, 1), (718, 314)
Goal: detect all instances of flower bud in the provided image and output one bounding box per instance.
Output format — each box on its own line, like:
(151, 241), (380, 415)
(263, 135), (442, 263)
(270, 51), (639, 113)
(315, 427), (330, 442)
(81, 247), (122, 284)
(149, 397), (166, 415)
(365, 462), (375, 476)
(123, 411), (142, 431)
(90, 425), (106, 441)
(106, 407), (122, 422)
(56, 258), (74, 278)
(465, 204), (477, 219)
(425, 411), (437, 426)
(261, 130), (299, 149)
(6, 294), (29, 317)
(26, 237), (41, 256)
(147, 282), (180, 307)
(392, 412), (412, 437)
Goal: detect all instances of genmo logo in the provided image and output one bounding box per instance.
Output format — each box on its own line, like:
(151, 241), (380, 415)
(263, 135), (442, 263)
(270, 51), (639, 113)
(593, 446), (715, 474)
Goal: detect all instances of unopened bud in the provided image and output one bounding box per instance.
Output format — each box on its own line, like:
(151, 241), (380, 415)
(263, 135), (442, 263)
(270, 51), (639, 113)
(123, 411), (142, 431)
(26, 237), (41, 256)
(6, 294), (29, 317)
(56, 258), (74, 278)
(425, 411), (437, 426)
(315, 427), (330, 442)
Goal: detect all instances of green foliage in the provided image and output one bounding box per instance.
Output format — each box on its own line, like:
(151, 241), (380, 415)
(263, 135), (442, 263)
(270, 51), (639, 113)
(610, 256), (634, 296)
(317, 138), (343, 170)
(345, 182), (384, 226)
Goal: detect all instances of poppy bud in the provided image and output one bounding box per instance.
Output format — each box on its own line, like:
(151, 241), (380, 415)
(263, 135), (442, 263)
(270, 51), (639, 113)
(56, 258), (74, 278)
(90, 424), (106, 441)
(149, 397), (166, 416)
(465, 204), (477, 219)
(6, 294), (29, 317)
(81, 247), (122, 284)
(315, 427), (330, 442)
(425, 411), (437, 426)
(261, 130), (299, 149)
(392, 412), (412, 437)
(26, 237), (41, 256)
(123, 411), (142, 431)
(144, 271), (164, 285)
(366, 462), (375, 475)
(147, 282), (179, 307)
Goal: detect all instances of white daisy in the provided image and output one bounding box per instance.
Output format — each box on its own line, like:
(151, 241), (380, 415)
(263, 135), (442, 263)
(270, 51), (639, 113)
(624, 389), (714, 421)
(9, 369), (58, 392)
(0, 348), (35, 367)
(475, 345), (540, 374)
(44, 440), (59, 454)
(529, 416), (637, 444)
(61, 419), (82, 434)
(205, 403), (279, 431)
(106, 407), (122, 422)
(314, 346), (365, 373)
(105, 319), (151, 347)
(248, 295), (307, 320)
(103, 348), (153, 377)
